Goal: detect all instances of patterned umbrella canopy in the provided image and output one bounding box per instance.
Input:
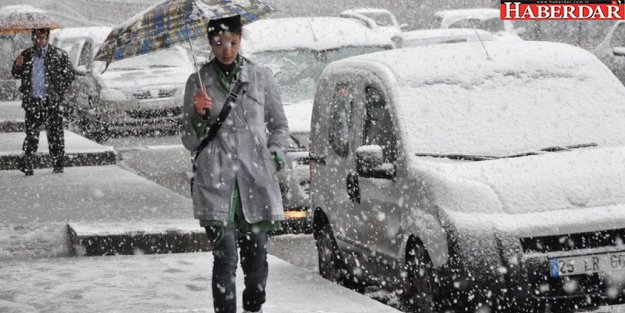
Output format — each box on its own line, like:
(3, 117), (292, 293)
(0, 5), (62, 35)
(94, 0), (275, 66)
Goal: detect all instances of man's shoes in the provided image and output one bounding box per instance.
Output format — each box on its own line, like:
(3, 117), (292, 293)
(21, 168), (34, 176)
(19, 165), (33, 176)
(52, 167), (64, 174)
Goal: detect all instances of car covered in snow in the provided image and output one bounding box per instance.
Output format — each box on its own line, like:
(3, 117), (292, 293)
(430, 8), (525, 41)
(594, 20), (625, 86)
(391, 28), (496, 48)
(279, 101), (313, 232)
(66, 41), (195, 141)
(309, 41), (625, 312)
(0, 5), (39, 100)
(339, 8), (405, 39)
(242, 17), (394, 226)
(50, 26), (111, 54)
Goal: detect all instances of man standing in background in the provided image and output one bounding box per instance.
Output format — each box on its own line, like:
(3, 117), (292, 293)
(12, 27), (75, 176)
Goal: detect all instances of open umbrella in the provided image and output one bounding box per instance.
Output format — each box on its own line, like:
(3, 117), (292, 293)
(0, 5), (62, 35)
(94, 0), (275, 67)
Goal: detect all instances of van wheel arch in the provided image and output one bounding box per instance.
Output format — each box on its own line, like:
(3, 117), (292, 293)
(312, 207), (365, 292)
(402, 236), (443, 313)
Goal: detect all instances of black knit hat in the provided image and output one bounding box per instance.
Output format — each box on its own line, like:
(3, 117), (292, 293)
(31, 28), (50, 37)
(207, 15), (242, 41)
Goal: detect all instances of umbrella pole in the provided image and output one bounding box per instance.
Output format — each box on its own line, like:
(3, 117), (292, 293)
(186, 30), (206, 93)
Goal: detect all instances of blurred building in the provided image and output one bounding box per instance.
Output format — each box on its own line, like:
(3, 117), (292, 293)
(0, 0), (616, 51)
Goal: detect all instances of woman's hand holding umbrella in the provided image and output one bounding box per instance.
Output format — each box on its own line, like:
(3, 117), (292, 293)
(194, 90), (212, 118)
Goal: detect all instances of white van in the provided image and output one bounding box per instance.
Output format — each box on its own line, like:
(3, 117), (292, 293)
(309, 41), (625, 312)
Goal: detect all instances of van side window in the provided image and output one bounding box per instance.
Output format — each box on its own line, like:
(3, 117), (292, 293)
(328, 82), (353, 158)
(78, 41), (92, 68)
(363, 86), (397, 164)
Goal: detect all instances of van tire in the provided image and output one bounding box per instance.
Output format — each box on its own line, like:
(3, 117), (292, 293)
(316, 223), (347, 283)
(403, 242), (440, 313)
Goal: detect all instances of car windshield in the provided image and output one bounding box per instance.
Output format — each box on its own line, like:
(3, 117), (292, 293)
(93, 47), (191, 72)
(449, 18), (505, 33)
(359, 12), (394, 27)
(250, 45), (388, 103)
(56, 38), (81, 53)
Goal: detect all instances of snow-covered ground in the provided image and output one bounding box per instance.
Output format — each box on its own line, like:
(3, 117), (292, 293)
(0, 252), (402, 313)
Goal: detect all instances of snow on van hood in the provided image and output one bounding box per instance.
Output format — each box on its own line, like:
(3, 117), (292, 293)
(414, 147), (625, 236)
(420, 146), (625, 214)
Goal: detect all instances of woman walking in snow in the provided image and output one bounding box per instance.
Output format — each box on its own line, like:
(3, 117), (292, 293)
(181, 15), (288, 313)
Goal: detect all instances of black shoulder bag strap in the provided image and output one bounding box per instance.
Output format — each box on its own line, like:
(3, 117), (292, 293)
(193, 79), (245, 164)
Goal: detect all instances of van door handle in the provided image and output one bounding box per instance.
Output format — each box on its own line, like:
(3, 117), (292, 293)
(346, 171), (360, 203)
(309, 153), (326, 165)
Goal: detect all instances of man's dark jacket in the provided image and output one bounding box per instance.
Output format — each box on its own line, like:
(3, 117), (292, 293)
(11, 45), (75, 106)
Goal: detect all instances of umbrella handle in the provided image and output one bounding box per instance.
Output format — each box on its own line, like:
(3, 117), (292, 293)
(186, 29), (206, 94)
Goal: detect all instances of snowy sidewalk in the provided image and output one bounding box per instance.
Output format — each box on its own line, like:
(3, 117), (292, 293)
(0, 166), (193, 260)
(0, 101), (24, 132)
(0, 130), (116, 170)
(0, 252), (402, 313)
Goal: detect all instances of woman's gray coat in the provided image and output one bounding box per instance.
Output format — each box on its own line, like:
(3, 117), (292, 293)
(181, 59), (289, 223)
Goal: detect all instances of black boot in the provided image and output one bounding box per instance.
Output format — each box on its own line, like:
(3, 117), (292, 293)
(19, 157), (33, 176)
(52, 159), (64, 174)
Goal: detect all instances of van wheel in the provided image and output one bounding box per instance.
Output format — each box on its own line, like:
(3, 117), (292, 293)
(316, 223), (346, 283)
(403, 243), (439, 313)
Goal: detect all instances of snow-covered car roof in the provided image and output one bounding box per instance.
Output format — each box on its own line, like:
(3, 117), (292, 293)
(433, 8), (500, 28)
(0, 5), (44, 15)
(51, 26), (112, 46)
(342, 8), (394, 15)
(242, 17), (393, 53)
(326, 41), (625, 157)
(394, 28), (495, 47)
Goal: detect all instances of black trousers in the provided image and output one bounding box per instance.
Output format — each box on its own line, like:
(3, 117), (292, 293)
(22, 97), (65, 169)
(210, 223), (269, 313)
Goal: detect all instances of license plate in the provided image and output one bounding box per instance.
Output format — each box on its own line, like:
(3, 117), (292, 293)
(550, 252), (625, 278)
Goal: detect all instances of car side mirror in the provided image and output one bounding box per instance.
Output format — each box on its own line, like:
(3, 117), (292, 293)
(74, 65), (90, 76)
(613, 47), (625, 56)
(356, 145), (395, 179)
(400, 23), (409, 31)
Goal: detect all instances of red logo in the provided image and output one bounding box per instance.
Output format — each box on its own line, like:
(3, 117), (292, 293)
(501, 0), (625, 20)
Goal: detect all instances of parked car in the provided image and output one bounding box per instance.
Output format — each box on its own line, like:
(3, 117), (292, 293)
(339, 8), (405, 38)
(0, 34), (22, 101)
(430, 8), (525, 41)
(594, 20), (625, 86)
(66, 40), (195, 141)
(309, 41), (625, 312)
(50, 26), (111, 53)
(243, 17), (394, 227)
(391, 28), (496, 48)
(0, 5), (38, 100)
(279, 101), (313, 233)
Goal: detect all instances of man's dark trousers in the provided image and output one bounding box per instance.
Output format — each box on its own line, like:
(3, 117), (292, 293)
(22, 97), (64, 171)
